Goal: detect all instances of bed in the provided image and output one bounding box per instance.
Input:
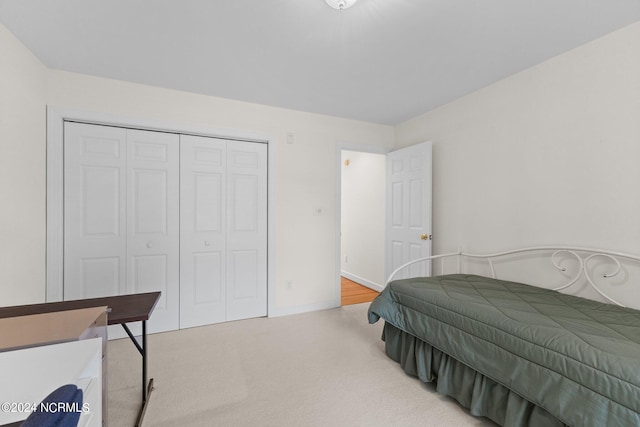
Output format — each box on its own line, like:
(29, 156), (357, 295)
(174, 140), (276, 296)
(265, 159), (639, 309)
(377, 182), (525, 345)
(367, 247), (640, 426)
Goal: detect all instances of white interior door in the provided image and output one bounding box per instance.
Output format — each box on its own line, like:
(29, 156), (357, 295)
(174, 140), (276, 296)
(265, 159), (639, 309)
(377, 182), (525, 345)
(64, 123), (180, 334)
(65, 122), (267, 333)
(226, 141), (268, 321)
(64, 122), (127, 300)
(126, 129), (180, 333)
(386, 141), (433, 281)
(180, 137), (267, 327)
(180, 135), (227, 328)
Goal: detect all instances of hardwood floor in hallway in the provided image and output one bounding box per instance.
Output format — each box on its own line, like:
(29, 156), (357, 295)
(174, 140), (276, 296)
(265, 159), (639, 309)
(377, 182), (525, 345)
(341, 276), (379, 306)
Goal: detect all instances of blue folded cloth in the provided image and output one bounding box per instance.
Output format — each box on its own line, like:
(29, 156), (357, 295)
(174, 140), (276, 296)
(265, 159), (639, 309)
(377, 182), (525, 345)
(21, 384), (83, 427)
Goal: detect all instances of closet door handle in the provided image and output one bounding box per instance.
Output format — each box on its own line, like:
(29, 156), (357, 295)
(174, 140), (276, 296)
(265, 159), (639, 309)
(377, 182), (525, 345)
(204, 241), (211, 247)
(146, 242), (153, 248)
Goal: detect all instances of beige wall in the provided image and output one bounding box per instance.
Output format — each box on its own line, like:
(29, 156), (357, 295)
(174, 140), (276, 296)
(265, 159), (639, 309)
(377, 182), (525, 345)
(396, 21), (640, 257)
(3, 18), (640, 311)
(46, 70), (395, 314)
(0, 19), (395, 312)
(0, 24), (47, 305)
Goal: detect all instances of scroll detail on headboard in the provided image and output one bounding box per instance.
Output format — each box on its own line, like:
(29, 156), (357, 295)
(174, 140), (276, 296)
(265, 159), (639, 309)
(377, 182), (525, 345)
(387, 247), (640, 309)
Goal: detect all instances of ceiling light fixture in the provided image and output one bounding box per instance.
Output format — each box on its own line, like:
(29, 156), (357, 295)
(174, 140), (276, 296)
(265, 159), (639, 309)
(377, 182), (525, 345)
(325, 0), (358, 11)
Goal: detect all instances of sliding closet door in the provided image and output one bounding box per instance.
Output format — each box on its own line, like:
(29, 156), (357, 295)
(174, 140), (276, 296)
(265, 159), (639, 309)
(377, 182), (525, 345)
(180, 135), (227, 328)
(126, 129), (180, 333)
(226, 141), (268, 321)
(64, 123), (127, 300)
(64, 122), (180, 333)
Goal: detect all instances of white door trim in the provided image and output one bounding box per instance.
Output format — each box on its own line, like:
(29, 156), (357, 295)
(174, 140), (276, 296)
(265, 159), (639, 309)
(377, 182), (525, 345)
(46, 106), (275, 318)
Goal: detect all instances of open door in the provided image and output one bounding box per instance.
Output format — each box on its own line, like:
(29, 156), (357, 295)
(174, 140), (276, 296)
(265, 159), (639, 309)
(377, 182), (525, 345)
(385, 141), (433, 281)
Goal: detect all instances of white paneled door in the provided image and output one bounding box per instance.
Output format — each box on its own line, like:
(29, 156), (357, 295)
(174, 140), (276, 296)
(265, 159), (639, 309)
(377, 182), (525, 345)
(64, 122), (267, 334)
(386, 141), (433, 280)
(180, 135), (227, 327)
(225, 140), (268, 321)
(125, 129), (180, 333)
(64, 123), (127, 300)
(180, 136), (267, 327)
(64, 123), (180, 333)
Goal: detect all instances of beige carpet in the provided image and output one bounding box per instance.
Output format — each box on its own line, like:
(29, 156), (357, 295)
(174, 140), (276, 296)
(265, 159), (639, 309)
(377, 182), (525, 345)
(107, 303), (494, 426)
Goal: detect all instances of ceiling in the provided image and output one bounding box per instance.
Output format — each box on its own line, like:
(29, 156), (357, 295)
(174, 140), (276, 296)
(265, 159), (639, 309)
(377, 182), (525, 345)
(1, 1), (639, 125)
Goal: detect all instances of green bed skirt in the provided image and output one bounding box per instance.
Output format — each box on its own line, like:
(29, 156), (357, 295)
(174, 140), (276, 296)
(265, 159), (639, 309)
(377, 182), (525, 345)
(382, 322), (568, 427)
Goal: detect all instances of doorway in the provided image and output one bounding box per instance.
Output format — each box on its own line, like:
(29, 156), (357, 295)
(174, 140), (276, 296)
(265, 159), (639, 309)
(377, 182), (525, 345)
(340, 150), (386, 305)
(337, 142), (433, 307)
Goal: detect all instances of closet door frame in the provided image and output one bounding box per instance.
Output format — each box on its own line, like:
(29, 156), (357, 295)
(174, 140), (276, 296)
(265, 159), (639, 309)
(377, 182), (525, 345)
(46, 107), (275, 317)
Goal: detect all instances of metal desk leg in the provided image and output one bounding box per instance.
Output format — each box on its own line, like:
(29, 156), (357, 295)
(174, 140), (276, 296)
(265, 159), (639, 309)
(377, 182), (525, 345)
(142, 320), (147, 402)
(121, 321), (155, 426)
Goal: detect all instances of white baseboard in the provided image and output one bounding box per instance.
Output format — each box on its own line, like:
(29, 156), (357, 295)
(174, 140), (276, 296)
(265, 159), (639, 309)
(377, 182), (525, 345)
(268, 299), (339, 318)
(340, 271), (384, 292)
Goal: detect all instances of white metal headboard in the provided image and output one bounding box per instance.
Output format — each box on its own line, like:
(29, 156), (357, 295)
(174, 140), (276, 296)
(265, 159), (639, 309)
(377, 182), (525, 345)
(387, 246), (640, 308)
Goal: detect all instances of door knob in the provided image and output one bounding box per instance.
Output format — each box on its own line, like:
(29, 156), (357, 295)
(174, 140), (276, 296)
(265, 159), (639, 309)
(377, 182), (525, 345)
(204, 241), (211, 247)
(420, 234), (431, 241)
(146, 242), (153, 248)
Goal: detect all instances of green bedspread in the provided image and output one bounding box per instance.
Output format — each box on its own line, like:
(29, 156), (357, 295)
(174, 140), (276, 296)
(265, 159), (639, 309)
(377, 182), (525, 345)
(368, 274), (640, 426)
